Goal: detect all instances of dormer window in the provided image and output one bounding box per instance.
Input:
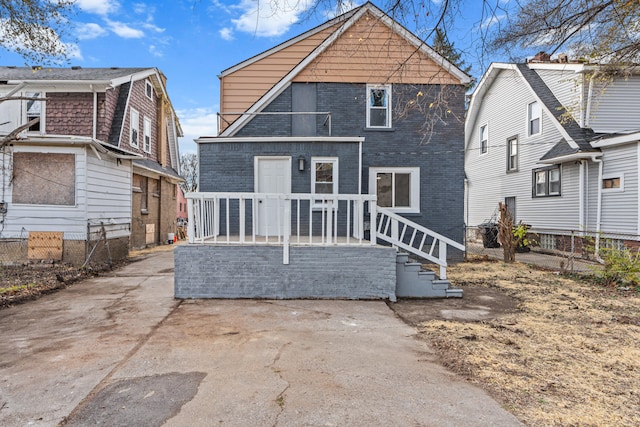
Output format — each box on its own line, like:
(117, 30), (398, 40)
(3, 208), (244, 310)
(528, 101), (541, 136)
(145, 80), (153, 100)
(366, 84), (391, 128)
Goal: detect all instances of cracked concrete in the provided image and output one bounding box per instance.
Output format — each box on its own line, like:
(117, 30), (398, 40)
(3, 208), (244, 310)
(0, 250), (522, 426)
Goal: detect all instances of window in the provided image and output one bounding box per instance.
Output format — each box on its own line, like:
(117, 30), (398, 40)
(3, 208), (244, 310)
(479, 124), (488, 155)
(130, 109), (139, 148)
(139, 176), (148, 213)
(369, 167), (420, 213)
(12, 152), (75, 205)
(504, 197), (516, 222)
(143, 117), (152, 153)
(145, 80), (153, 100)
(602, 174), (624, 192)
(26, 92), (43, 132)
(533, 165), (561, 197)
(528, 101), (541, 136)
(507, 136), (518, 171)
(312, 157), (338, 207)
(366, 84), (391, 128)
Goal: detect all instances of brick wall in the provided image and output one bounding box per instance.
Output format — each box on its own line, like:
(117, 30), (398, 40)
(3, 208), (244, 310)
(131, 174), (178, 249)
(174, 245), (397, 299)
(205, 82), (466, 259)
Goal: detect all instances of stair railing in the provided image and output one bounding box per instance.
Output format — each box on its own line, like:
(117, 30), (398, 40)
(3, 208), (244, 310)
(376, 208), (465, 279)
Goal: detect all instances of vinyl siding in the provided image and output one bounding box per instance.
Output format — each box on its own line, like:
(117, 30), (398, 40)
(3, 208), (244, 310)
(86, 152), (132, 239)
(535, 68), (585, 125)
(588, 75), (640, 133)
(2, 145), (88, 238)
(599, 144), (639, 235)
(465, 67), (581, 230)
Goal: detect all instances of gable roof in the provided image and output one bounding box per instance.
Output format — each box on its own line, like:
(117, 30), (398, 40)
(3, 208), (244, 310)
(0, 66), (153, 82)
(219, 1), (471, 136)
(466, 62), (600, 162)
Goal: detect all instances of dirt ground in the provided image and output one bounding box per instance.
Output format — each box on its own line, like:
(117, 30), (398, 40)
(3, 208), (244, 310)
(390, 259), (640, 427)
(3, 248), (639, 426)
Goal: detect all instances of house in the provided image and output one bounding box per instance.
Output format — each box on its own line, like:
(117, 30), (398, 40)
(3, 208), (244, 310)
(175, 2), (471, 300)
(465, 53), (640, 255)
(0, 66), (183, 265)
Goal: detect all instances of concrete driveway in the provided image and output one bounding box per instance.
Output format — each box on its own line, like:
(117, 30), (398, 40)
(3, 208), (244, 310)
(0, 250), (522, 426)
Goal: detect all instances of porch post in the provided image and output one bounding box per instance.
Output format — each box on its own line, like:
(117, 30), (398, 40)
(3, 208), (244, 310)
(439, 241), (447, 280)
(369, 199), (377, 246)
(283, 196), (290, 265)
(187, 197), (195, 243)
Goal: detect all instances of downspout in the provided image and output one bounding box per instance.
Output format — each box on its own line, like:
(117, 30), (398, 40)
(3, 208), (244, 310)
(578, 160), (585, 234)
(358, 139), (362, 195)
(92, 85), (97, 140)
(592, 156), (603, 258)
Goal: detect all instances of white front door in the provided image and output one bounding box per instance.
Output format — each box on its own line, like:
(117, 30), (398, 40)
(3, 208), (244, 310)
(255, 157), (291, 236)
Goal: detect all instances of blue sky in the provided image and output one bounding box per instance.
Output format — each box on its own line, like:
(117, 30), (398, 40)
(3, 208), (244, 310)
(0, 0), (510, 155)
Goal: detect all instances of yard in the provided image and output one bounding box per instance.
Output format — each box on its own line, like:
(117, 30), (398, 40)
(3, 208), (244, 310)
(2, 251), (639, 426)
(391, 259), (640, 427)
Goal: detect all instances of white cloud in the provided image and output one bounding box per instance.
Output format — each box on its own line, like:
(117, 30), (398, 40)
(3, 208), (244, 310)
(148, 44), (162, 57)
(106, 20), (145, 38)
(142, 22), (165, 33)
(230, 0), (315, 37)
(220, 27), (234, 40)
(177, 107), (219, 154)
(0, 18), (82, 62)
(480, 13), (506, 30)
(76, 22), (108, 40)
(76, 0), (120, 16)
(65, 43), (84, 60)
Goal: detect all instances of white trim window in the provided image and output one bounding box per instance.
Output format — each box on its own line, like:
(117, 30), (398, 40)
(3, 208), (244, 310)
(130, 108), (140, 148)
(145, 80), (153, 100)
(312, 157), (338, 207)
(366, 84), (392, 128)
(533, 165), (561, 197)
(507, 136), (518, 171)
(143, 117), (152, 153)
(528, 101), (541, 136)
(479, 124), (488, 155)
(25, 92), (44, 133)
(369, 167), (420, 213)
(602, 174), (624, 192)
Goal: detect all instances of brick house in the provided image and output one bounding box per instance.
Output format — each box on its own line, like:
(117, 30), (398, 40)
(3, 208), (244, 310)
(176, 3), (470, 300)
(0, 66), (182, 265)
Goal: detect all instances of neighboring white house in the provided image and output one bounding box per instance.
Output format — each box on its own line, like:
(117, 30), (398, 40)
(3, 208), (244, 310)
(465, 53), (640, 254)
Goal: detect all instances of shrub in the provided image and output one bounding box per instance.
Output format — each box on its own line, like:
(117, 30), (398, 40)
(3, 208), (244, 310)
(595, 246), (640, 287)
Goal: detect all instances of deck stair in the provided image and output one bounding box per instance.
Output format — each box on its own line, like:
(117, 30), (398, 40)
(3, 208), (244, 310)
(375, 207), (464, 298)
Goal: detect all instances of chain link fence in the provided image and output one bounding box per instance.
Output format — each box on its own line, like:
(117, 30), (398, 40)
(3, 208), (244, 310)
(464, 225), (640, 274)
(0, 221), (131, 270)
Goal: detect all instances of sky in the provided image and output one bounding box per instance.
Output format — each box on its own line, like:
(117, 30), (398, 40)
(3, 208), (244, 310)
(0, 0), (512, 156)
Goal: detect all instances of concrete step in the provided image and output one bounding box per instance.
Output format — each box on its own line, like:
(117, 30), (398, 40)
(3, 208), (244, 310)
(395, 252), (463, 298)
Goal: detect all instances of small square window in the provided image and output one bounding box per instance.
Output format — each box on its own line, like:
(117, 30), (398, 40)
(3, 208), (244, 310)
(369, 167), (420, 213)
(602, 174), (624, 192)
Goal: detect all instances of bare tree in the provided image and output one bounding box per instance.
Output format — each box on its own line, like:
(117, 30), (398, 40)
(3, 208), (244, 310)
(0, 0), (77, 64)
(180, 153), (198, 193)
(486, 0), (640, 65)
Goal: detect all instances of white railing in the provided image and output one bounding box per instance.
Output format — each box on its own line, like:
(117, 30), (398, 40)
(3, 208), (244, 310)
(186, 192), (378, 264)
(376, 208), (465, 280)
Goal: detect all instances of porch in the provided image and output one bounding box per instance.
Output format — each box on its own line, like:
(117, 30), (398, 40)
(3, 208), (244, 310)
(175, 192), (465, 300)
